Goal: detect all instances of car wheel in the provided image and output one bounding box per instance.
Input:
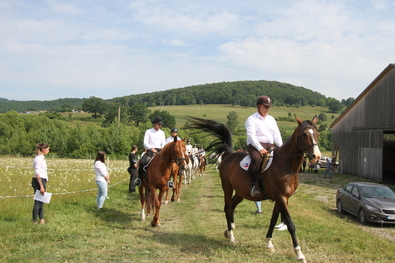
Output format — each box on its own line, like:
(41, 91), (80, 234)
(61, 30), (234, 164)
(337, 200), (343, 213)
(358, 208), (367, 225)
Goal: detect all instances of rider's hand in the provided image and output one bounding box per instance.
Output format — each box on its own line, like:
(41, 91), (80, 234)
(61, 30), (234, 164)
(259, 148), (268, 156)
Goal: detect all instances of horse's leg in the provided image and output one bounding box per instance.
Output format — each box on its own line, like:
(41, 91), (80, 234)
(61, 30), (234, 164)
(151, 188), (164, 227)
(224, 193), (243, 242)
(265, 202), (281, 253)
(267, 200), (307, 263)
(139, 185), (146, 221)
(176, 173), (182, 202)
(171, 173), (177, 202)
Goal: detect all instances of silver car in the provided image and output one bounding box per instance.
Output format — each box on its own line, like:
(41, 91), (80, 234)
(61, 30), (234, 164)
(336, 182), (395, 225)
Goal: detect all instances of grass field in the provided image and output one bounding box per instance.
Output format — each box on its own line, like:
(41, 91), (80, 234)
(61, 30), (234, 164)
(1, 157), (395, 263)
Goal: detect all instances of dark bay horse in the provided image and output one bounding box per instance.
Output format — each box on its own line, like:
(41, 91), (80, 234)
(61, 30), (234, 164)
(190, 116), (321, 263)
(139, 137), (188, 226)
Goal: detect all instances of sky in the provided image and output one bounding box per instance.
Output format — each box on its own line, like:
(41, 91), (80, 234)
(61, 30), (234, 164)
(1, 0), (394, 102)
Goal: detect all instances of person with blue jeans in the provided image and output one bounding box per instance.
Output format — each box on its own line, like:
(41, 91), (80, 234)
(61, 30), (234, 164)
(323, 158), (332, 179)
(94, 151), (110, 210)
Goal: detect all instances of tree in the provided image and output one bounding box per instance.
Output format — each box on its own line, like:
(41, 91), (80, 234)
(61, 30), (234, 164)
(129, 103), (150, 126)
(82, 96), (108, 119)
(326, 98), (343, 112)
(149, 110), (176, 129)
(226, 111), (239, 133)
(318, 113), (327, 122)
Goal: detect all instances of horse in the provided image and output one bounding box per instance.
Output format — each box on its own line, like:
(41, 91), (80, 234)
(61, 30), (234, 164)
(184, 158), (193, 185)
(197, 154), (206, 176)
(164, 161), (187, 203)
(138, 137), (188, 226)
(189, 116), (321, 263)
(190, 154), (199, 179)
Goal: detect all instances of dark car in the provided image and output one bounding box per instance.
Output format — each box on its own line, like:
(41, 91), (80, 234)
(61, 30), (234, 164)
(336, 182), (395, 225)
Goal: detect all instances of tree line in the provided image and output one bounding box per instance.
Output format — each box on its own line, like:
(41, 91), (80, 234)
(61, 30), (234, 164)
(0, 107), (334, 158)
(0, 80), (354, 113)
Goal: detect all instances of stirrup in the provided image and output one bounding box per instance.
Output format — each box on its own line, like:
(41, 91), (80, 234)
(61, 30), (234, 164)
(168, 180), (174, 188)
(133, 178), (141, 186)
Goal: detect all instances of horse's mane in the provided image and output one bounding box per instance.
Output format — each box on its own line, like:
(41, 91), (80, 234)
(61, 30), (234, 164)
(188, 116), (233, 156)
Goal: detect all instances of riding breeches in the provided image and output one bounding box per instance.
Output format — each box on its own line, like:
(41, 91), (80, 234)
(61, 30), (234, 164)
(247, 143), (274, 184)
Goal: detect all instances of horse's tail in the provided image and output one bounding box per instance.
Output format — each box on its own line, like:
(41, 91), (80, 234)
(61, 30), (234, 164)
(188, 117), (233, 158)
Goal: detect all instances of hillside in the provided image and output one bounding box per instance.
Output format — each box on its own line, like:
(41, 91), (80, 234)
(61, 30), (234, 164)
(0, 80), (329, 113)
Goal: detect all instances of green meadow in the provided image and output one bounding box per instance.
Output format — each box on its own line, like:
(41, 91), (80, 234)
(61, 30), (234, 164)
(1, 156), (394, 263)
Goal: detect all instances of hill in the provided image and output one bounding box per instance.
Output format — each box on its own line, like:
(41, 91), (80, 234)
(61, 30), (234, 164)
(0, 80), (329, 113)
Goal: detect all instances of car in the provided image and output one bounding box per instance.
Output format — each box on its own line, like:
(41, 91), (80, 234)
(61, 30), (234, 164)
(315, 156), (339, 169)
(336, 182), (395, 225)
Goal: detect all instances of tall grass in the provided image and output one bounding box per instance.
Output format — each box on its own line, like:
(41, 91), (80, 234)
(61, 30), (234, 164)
(1, 157), (394, 262)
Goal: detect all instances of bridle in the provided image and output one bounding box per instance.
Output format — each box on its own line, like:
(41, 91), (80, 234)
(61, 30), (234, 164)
(154, 144), (187, 167)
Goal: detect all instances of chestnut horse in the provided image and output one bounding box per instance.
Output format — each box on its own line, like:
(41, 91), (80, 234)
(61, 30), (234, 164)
(197, 154), (206, 176)
(164, 162), (186, 204)
(138, 137), (188, 226)
(190, 116), (321, 263)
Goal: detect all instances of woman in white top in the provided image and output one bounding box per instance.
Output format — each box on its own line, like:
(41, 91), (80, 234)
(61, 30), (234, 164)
(94, 151), (110, 210)
(32, 143), (50, 224)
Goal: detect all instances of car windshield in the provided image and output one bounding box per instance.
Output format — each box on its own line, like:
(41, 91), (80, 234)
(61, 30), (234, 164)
(361, 186), (395, 199)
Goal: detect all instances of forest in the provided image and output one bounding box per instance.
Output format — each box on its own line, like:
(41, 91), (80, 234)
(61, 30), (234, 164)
(0, 80), (350, 157)
(0, 79), (353, 113)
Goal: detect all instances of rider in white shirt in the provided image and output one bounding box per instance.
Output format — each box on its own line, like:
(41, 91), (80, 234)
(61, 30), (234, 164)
(166, 128), (181, 144)
(134, 116), (167, 187)
(245, 95), (283, 197)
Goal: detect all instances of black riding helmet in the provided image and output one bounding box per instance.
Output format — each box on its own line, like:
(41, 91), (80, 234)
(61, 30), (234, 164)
(152, 116), (164, 125)
(171, 128), (178, 133)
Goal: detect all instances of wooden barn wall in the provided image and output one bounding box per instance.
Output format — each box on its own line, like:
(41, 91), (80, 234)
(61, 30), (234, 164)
(331, 67), (395, 180)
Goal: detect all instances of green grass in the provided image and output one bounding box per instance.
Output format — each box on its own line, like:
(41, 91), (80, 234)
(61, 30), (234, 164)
(1, 157), (395, 262)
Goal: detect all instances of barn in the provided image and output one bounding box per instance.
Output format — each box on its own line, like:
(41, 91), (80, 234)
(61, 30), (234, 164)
(330, 63), (395, 183)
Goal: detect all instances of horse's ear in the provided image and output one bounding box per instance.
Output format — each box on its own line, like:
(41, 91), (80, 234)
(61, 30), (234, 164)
(311, 115), (318, 124)
(294, 114), (302, 125)
(182, 137), (187, 142)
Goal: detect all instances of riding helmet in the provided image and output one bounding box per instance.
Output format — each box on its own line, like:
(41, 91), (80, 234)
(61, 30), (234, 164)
(256, 95), (273, 107)
(171, 128), (178, 133)
(152, 116), (164, 125)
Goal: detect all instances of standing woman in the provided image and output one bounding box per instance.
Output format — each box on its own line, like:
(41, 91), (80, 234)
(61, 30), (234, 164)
(32, 143), (50, 224)
(94, 151), (110, 210)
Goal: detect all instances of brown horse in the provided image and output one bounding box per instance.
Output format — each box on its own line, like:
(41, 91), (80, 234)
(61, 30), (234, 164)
(164, 162), (186, 204)
(190, 116), (321, 263)
(197, 154), (206, 176)
(138, 137), (188, 226)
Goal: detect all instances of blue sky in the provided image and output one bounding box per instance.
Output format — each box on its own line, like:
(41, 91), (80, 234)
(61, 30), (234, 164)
(1, 0), (394, 101)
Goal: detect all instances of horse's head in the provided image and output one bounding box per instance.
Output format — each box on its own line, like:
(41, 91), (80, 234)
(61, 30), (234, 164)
(171, 137), (188, 171)
(295, 115), (321, 164)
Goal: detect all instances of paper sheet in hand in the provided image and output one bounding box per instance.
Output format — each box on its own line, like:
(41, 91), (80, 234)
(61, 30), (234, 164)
(33, 190), (52, 203)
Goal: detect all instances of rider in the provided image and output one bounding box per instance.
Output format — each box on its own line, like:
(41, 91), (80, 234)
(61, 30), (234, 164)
(134, 116), (170, 187)
(186, 139), (194, 166)
(245, 95), (283, 197)
(166, 127), (181, 144)
(198, 145), (206, 166)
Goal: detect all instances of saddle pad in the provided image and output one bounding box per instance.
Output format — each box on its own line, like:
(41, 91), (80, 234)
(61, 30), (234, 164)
(240, 152), (273, 172)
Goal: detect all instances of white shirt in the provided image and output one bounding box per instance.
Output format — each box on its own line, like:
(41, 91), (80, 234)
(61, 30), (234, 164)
(143, 128), (166, 150)
(166, 136), (181, 144)
(245, 111), (283, 151)
(186, 144), (192, 155)
(94, 161), (108, 183)
(33, 155), (48, 180)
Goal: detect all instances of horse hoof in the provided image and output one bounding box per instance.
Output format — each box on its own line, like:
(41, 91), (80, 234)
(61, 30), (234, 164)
(224, 230), (230, 238)
(177, 199), (181, 202)
(268, 246), (275, 253)
(151, 222), (161, 227)
(298, 258), (307, 263)
(164, 201), (168, 205)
